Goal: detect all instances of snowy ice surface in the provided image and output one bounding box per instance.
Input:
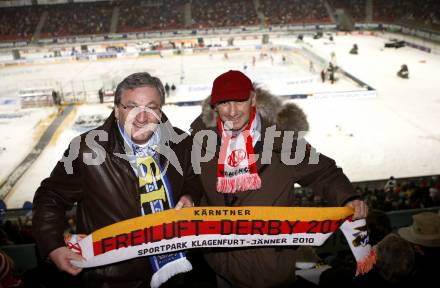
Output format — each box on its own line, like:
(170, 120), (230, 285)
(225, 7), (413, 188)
(294, 34), (440, 181)
(0, 106), (56, 183)
(1, 34), (439, 208)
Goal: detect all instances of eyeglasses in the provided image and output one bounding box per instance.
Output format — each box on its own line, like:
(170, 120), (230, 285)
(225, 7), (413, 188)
(119, 103), (161, 112)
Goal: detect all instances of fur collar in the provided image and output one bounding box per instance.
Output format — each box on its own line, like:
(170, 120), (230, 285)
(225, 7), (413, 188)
(199, 87), (309, 132)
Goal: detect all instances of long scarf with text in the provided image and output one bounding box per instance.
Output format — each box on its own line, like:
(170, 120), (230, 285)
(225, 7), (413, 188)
(65, 207), (374, 278)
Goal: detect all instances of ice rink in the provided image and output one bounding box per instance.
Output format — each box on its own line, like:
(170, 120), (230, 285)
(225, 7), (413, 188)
(1, 33), (440, 208)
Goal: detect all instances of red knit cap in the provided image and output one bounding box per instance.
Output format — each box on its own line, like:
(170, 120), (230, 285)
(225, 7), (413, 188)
(210, 70), (254, 106)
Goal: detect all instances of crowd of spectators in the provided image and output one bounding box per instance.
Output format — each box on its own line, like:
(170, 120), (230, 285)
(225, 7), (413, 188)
(1, 0), (440, 41)
(327, 0), (366, 22)
(0, 207), (75, 247)
(118, 0), (185, 33)
(191, 0), (257, 29)
(293, 175), (440, 212)
(373, 0), (409, 23)
(0, 218), (33, 246)
(373, 0), (440, 25)
(0, 6), (43, 41)
(259, 0), (330, 25)
(41, 2), (113, 38)
(361, 176), (440, 211)
(326, 0), (440, 26)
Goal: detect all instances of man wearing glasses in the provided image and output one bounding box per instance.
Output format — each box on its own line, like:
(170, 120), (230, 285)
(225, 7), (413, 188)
(33, 72), (204, 288)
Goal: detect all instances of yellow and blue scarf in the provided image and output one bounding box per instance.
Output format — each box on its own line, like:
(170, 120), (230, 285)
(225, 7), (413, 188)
(118, 123), (192, 288)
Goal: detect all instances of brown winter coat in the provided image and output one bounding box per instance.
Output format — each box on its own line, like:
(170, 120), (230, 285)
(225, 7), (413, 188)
(190, 88), (358, 287)
(32, 111), (203, 288)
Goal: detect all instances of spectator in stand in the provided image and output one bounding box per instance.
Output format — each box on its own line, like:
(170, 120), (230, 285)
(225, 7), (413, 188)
(20, 217), (34, 244)
(384, 176), (397, 193)
(3, 221), (22, 245)
(353, 233), (415, 286)
(366, 209), (391, 246)
(398, 211), (440, 286)
(0, 228), (13, 246)
(429, 186), (440, 206)
(0, 200), (6, 226)
(320, 209), (391, 287)
(0, 250), (22, 287)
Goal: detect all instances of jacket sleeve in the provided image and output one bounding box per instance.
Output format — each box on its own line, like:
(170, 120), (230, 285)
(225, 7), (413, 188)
(32, 141), (84, 258)
(294, 141), (357, 206)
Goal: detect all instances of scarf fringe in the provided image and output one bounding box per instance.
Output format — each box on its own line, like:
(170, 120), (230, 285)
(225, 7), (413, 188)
(356, 248), (376, 276)
(217, 174), (262, 193)
(150, 257), (193, 288)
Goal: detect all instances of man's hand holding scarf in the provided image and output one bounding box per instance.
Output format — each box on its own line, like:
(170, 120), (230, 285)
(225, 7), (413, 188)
(175, 195), (194, 210)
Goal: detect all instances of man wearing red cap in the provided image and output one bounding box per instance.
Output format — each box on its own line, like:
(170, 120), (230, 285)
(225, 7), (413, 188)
(190, 70), (368, 287)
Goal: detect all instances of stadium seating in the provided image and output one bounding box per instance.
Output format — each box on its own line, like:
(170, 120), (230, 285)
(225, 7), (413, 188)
(1, 0), (438, 41)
